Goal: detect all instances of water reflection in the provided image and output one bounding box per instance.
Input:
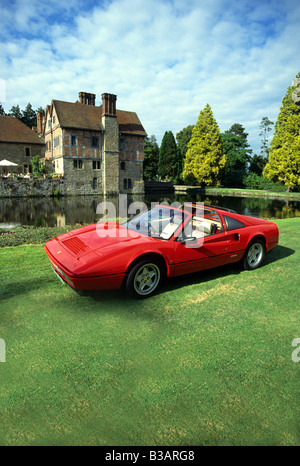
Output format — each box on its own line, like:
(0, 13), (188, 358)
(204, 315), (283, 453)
(0, 193), (299, 228)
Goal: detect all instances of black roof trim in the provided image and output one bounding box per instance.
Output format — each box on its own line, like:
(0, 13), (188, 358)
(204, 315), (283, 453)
(181, 202), (237, 214)
(204, 204), (237, 214)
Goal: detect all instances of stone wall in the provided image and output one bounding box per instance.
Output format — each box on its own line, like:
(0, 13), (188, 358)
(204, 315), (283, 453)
(0, 176), (103, 198)
(0, 177), (67, 198)
(0, 166), (144, 198)
(63, 158), (103, 195)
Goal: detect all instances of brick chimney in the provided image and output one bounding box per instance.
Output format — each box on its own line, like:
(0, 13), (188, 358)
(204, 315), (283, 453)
(37, 110), (45, 134)
(101, 93), (117, 117)
(79, 92), (96, 106)
(101, 93), (119, 194)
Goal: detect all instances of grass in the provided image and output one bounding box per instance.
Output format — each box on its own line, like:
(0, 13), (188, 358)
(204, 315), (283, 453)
(175, 185), (300, 199)
(0, 218), (299, 446)
(0, 224), (88, 248)
(205, 187), (300, 198)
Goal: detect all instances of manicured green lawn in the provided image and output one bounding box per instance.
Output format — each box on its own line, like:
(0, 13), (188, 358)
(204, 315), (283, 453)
(0, 218), (299, 446)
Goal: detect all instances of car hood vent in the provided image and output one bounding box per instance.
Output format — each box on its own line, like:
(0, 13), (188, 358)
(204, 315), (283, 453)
(62, 236), (91, 255)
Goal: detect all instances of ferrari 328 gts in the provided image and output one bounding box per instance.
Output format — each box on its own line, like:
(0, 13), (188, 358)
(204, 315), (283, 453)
(44, 203), (279, 299)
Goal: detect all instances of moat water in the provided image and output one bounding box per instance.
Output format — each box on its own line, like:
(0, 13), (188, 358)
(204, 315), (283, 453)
(0, 192), (300, 229)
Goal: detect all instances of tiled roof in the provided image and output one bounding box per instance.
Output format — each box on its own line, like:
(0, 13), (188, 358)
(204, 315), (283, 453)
(116, 109), (147, 136)
(51, 100), (147, 136)
(53, 100), (104, 131)
(0, 116), (45, 144)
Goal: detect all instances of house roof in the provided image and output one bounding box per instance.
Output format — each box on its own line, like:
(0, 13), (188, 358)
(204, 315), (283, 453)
(50, 100), (147, 136)
(53, 100), (104, 132)
(0, 116), (45, 144)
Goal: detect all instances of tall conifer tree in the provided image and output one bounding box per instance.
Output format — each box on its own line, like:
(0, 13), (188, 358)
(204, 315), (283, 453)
(158, 131), (181, 182)
(183, 104), (225, 186)
(263, 73), (300, 191)
(143, 135), (159, 180)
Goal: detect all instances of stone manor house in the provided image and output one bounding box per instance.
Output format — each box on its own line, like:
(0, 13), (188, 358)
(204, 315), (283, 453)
(38, 92), (147, 194)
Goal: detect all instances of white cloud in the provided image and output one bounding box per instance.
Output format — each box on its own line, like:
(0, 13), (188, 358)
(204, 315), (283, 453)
(0, 0), (300, 154)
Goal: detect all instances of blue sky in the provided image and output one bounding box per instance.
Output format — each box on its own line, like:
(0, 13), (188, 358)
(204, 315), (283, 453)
(1, 0), (300, 153)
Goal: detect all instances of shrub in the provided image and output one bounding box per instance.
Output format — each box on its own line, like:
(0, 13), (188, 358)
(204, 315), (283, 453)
(31, 155), (45, 178)
(243, 173), (286, 192)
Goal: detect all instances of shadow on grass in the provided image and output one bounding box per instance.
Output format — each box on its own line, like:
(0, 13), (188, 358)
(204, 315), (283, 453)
(264, 244), (295, 265)
(0, 276), (51, 301)
(82, 244), (295, 303)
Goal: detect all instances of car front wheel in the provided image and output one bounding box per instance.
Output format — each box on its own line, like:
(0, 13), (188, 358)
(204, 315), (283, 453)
(126, 260), (163, 299)
(243, 239), (265, 270)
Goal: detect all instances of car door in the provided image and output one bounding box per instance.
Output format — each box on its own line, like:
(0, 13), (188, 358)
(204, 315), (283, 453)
(221, 214), (248, 263)
(171, 230), (231, 277)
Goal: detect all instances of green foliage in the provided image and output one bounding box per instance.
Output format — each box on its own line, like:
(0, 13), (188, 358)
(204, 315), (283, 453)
(249, 154), (268, 176)
(263, 72), (300, 191)
(242, 172), (287, 192)
(183, 104), (225, 186)
(8, 102), (39, 128)
(21, 102), (37, 128)
(0, 103), (6, 115)
(31, 155), (45, 178)
(225, 123), (249, 142)
(9, 104), (22, 120)
(158, 131), (182, 183)
(221, 130), (251, 187)
(0, 224), (87, 247)
(176, 125), (194, 160)
(143, 135), (159, 180)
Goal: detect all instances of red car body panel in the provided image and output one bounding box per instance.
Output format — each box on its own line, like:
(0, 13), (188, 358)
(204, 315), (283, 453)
(44, 205), (279, 292)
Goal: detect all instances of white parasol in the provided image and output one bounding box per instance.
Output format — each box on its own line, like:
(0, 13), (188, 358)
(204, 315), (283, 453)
(0, 159), (18, 176)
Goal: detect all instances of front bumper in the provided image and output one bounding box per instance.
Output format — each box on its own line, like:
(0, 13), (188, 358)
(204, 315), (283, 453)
(46, 250), (125, 291)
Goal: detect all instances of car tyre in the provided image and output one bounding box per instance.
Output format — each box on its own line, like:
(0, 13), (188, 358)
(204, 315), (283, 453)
(126, 259), (163, 299)
(243, 239), (265, 270)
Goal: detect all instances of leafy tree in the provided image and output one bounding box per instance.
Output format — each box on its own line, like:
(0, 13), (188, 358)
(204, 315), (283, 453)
(8, 102), (38, 128)
(9, 105), (22, 120)
(263, 72), (300, 191)
(225, 123), (248, 142)
(221, 131), (251, 187)
(158, 131), (181, 183)
(243, 172), (286, 192)
(0, 103), (6, 115)
(259, 116), (274, 159)
(182, 104), (225, 186)
(176, 125), (194, 160)
(143, 135), (159, 180)
(31, 155), (45, 178)
(21, 103), (37, 128)
(249, 154), (268, 176)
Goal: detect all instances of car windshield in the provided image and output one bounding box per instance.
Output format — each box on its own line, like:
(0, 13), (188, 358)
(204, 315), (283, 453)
(125, 205), (186, 239)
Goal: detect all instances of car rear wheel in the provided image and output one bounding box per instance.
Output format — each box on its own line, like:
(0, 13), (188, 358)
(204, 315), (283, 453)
(126, 260), (163, 299)
(243, 239), (265, 270)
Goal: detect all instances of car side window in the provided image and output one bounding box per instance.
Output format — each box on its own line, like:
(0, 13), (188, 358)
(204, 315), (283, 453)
(223, 215), (245, 231)
(190, 210), (223, 238)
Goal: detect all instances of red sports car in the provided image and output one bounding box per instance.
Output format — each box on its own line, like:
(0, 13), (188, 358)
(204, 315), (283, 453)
(44, 204), (279, 299)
